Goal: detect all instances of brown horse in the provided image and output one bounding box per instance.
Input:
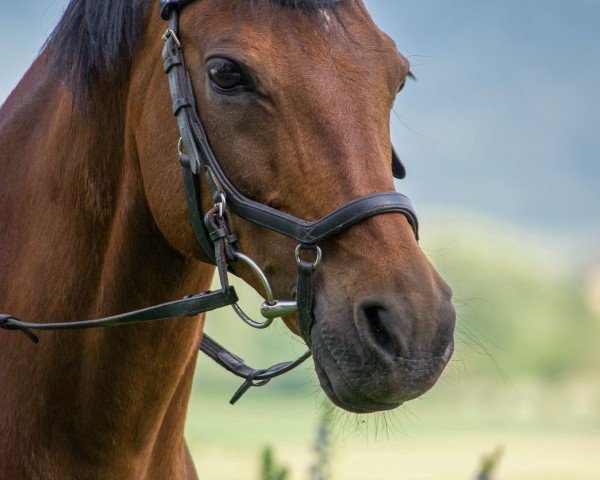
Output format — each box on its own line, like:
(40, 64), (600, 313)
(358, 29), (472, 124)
(0, 0), (455, 478)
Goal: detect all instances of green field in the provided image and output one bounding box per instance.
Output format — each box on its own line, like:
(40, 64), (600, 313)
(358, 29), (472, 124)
(185, 214), (600, 479)
(186, 383), (600, 479)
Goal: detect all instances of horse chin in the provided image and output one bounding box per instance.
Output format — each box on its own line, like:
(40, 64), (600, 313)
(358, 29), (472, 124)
(313, 358), (402, 414)
(310, 333), (402, 414)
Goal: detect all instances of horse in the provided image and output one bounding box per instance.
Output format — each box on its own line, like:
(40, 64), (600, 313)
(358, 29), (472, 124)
(0, 0), (455, 478)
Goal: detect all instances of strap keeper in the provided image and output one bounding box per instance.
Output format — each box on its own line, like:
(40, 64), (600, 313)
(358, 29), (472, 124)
(172, 97), (191, 116)
(179, 153), (191, 169)
(226, 234), (238, 245)
(209, 228), (228, 242)
(163, 55), (183, 73)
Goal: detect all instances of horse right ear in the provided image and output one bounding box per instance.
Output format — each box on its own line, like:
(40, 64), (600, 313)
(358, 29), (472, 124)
(392, 147), (406, 179)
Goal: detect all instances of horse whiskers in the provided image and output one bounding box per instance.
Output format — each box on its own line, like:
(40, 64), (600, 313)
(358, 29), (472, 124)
(453, 319), (513, 388)
(311, 396), (410, 442)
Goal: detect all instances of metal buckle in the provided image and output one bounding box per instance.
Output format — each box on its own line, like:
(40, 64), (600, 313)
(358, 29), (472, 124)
(162, 28), (181, 47)
(295, 245), (323, 270)
(214, 192), (226, 219)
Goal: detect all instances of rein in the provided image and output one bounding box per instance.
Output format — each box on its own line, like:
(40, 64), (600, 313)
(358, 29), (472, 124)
(0, 0), (419, 405)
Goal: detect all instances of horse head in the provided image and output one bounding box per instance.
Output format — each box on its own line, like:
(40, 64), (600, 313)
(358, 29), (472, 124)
(132, 0), (455, 413)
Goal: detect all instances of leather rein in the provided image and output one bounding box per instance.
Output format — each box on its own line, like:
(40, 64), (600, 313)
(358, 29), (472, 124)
(0, 0), (419, 405)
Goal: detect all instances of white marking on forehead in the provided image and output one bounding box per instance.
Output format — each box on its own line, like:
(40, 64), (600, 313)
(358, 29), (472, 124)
(319, 8), (332, 24)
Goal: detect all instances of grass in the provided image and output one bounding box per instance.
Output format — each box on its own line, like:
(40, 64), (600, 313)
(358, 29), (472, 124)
(188, 412), (600, 480)
(185, 378), (600, 479)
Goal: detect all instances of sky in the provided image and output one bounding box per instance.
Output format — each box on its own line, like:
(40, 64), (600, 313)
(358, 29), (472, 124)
(1, 1), (598, 246)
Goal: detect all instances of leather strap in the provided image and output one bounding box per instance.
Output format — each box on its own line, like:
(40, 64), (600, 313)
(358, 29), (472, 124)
(0, 288), (238, 343)
(181, 162), (216, 263)
(163, 22), (218, 262)
(220, 191), (419, 244)
(161, 0), (193, 20)
(200, 335), (311, 404)
(297, 259), (316, 345)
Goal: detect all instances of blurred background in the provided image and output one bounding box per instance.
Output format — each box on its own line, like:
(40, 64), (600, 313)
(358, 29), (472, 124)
(1, 1), (598, 479)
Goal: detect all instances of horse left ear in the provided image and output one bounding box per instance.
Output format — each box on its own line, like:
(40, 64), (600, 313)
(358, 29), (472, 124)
(392, 147), (406, 179)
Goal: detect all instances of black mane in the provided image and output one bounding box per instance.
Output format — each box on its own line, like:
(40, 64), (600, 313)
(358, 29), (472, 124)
(46, 0), (344, 105)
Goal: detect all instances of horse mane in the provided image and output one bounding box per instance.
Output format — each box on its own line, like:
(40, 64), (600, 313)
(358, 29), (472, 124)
(45, 0), (344, 106)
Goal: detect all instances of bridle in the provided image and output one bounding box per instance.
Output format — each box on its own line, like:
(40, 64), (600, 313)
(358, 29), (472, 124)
(0, 0), (419, 405)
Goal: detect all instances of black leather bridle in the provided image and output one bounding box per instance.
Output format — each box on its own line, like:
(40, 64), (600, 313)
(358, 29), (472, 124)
(0, 0), (419, 404)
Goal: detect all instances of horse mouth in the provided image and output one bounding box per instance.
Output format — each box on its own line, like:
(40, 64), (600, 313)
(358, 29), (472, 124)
(312, 347), (403, 414)
(310, 321), (454, 414)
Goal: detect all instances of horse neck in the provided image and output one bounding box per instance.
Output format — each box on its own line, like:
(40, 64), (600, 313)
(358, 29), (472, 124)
(0, 50), (211, 473)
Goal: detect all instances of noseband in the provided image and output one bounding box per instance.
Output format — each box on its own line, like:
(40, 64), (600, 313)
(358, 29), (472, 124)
(0, 0), (419, 404)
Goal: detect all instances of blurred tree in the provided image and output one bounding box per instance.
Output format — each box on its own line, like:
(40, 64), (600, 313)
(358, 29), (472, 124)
(260, 445), (289, 480)
(309, 404), (334, 480)
(475, 446), (504, 480)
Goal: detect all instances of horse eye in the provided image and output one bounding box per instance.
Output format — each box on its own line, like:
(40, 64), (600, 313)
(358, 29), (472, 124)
(206, 58), (248, 93)
(398, 71), (415, 94)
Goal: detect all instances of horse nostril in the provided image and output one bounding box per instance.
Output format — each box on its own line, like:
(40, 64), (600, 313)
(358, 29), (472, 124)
(363, 304), (398, 359)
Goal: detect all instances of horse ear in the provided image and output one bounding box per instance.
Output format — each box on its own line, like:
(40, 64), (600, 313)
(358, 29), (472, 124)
(392, 147), (406, 179)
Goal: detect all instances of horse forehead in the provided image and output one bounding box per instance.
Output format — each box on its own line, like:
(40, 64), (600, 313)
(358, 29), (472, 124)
(197, 24), (392, 83)
(186, 2), (387, 59)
